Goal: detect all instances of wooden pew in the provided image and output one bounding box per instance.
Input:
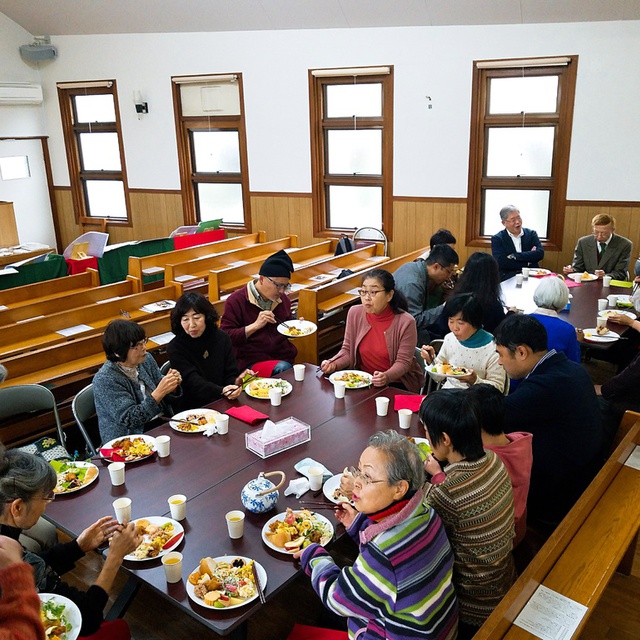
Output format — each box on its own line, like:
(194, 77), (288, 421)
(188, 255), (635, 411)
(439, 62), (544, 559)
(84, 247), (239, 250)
(0, 285), (180, 359)
(475, 417), (640, 639)
(0, 268), (100, 310)
(294, 248), (427, 363)
(0, 277), (138, 327)
(128, 231), (266, 288)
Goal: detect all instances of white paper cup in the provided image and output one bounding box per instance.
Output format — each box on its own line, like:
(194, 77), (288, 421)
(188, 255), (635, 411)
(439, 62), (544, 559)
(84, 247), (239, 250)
(607, 294), (618, 307)
(269, 387), (282, 406)
(570, 273), (582, 283)
(225, 510), (245, 539)
(216, 414), (229, 435)
(307, 466), (324, 491)
(334, 381), (347, 399)
(168, 494), (186, 521)
(603, 275), (612, 287)
(375, 397), (390, 417)
(108, 461), (125, 486)
(398, 408), (413, 430)
(598, 298), (608, 311)
(113, 497), (132, 523)
(515, 274), (523, 286)
(155, 435), (171, 458)
(521, 267), (529, 279)
(162, 552), (183, 583)
(293, 364), (305, 381)
(596, 317), (607, 330)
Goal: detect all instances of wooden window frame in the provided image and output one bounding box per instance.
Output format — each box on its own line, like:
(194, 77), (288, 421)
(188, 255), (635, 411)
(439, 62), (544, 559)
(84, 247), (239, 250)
(309, 68), (394, 240)
(57, 81), (132, 227)
(466, 56), (578, 250)
(172, 74), (251, 233)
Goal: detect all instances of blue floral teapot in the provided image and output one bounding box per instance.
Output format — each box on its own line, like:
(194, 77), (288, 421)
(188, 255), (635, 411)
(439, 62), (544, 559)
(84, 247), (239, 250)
(241, 470), (286, 514)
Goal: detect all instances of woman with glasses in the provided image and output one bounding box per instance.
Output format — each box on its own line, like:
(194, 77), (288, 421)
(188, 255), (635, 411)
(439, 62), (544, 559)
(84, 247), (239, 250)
(221, 249), (297, 376)
(320, 269), (423, 392)
(0, 443), (141, 639)
(94, 319), (182, 443)
(294, 430), (458, 640)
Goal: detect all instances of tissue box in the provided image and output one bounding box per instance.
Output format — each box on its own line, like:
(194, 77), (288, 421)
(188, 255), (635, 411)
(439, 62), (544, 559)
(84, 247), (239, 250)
(245, 417), (310, 459)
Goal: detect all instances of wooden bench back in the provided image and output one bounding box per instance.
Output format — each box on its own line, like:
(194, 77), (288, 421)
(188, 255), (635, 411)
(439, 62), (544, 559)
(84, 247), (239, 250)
(286, 239), (338, 266)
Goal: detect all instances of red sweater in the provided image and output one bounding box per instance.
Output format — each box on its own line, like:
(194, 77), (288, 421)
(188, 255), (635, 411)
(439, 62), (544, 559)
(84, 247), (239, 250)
(0, 563), (45, 640)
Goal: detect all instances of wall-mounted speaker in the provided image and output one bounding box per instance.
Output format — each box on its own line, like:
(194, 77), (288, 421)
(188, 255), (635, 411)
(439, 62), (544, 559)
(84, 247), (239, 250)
(19, 44), (57, 63)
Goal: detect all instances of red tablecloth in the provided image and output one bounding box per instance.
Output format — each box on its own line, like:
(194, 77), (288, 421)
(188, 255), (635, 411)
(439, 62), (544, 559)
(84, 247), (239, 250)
(173, 228), (225, 249)
(65, 256), (98, 274)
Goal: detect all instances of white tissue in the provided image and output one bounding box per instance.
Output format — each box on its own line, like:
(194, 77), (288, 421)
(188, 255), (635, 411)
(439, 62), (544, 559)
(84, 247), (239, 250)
(203, 424), (217, 437)
(284, 478), (310, 498)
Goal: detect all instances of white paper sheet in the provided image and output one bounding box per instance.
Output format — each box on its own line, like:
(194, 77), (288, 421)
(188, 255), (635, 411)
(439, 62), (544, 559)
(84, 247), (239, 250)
(149, 331), (175, 346)
(289, 283), (305, 292)
(140, 300), (176, 313)
(624, 445), (640, 470)
(174, 274), (197, 282)
(141, 266), (164, 275)
(96, 296), (122, 304)
(57, 324), (94, 337)
(228, 260), (249, 267)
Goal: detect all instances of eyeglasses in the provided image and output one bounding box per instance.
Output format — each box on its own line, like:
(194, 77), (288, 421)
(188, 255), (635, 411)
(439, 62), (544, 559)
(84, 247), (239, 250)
(358, 289), (385, 299)
(437, 264), (455, 277)
(348, 466), (388, 487)
(130, 338), (149, 350)
(505, 216), (522, 224)
(42, 492), (56, 504)
(264, 275), (292, 292)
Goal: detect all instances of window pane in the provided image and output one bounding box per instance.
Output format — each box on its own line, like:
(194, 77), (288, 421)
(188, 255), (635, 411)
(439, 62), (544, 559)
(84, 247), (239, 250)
(486, 127), (554, 177)
(489, 76), (558, 114)
(326, 84), (382, 118)
(79, 132), (122, 171)
(192, 131), (240, 173)
(482, 189), (550, 237)
(85, 180), (127, 218)
(327, 130), (382, 175)
(75, 94), (116, 123)
(0, 156), (30, 180)
(197, 183), (244, 224)
(327, 185), (382, 229)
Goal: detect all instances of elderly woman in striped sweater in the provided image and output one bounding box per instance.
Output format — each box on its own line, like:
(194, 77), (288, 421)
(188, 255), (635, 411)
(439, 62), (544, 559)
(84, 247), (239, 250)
(295, 430), (458, 640)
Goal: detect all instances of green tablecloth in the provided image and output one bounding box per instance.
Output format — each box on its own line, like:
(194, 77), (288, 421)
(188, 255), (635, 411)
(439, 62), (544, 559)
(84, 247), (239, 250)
(97, 238), (174, 285)
(0, 253), (67, 291)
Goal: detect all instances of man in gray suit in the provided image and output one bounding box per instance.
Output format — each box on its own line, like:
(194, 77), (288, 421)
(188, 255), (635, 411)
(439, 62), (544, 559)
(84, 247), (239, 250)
(564, 213), (632, 281)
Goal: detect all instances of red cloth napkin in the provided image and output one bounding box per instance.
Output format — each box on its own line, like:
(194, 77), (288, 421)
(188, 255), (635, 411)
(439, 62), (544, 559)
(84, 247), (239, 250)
(98, 448), (126, 462)
(225, 405), (269, 425)
(564, 278), (582, 288)
(252, 360), (280, 378)
(393, 394), (425, 412)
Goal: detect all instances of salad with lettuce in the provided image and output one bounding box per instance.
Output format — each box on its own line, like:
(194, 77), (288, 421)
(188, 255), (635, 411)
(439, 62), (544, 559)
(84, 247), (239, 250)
(40, 597), (72, 640)
(50, 460), (98, 494)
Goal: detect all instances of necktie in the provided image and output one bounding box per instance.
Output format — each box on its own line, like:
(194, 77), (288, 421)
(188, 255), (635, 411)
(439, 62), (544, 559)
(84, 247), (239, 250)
(599, 242), (606, 257)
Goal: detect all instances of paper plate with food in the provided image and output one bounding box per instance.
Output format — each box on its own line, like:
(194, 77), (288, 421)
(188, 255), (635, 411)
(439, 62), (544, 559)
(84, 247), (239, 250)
(187, 555), (267, 610)
(245, 378), (293, 399)
(277, 319), (317, 338)
(123, 517), (184, 561)
(170, 408), (220, 433)
(51, 460), (99, 495)
(616, 295), (634, 308)
(262, 508), (334, 553)
(528, 268), (551, 277)
(582, 327), (620, 343)
(406, 436), (432, 461)
(328, 370), (372, 389)
(99, 435), (156, 463)
(39, 593), (82, 640)
(323, 469), (355, 505)
(598, 309), (636, 320)
(429, 362), (472, 378)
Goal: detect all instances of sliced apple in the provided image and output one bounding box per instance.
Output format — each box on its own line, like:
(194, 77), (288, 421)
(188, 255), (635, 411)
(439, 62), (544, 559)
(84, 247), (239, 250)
(284, 536), (306, 551)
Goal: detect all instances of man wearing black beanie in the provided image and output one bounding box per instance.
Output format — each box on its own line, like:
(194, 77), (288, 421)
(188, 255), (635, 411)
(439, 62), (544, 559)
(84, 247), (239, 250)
(221, 249), (297, 374)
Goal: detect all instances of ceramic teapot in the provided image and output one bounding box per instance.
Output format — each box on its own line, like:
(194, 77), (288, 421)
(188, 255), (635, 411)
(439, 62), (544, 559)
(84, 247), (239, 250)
(241, 470), (286, 514)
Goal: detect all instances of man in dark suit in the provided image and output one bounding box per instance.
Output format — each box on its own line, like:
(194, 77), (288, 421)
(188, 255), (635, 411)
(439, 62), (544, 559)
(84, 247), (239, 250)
(563, 213), (632, 281)
(491, 205), (545, 281)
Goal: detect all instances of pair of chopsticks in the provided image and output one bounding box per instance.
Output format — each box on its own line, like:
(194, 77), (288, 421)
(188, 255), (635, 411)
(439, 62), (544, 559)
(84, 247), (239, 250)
(168, 418), (201, 428)
(299, 501), (345, 511)
(251, 562), (266, 604)
(241, 373), (259, 389)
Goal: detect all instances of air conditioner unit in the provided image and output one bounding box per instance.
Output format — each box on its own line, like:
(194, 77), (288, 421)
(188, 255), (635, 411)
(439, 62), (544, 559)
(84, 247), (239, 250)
(0, 83), (44, 105)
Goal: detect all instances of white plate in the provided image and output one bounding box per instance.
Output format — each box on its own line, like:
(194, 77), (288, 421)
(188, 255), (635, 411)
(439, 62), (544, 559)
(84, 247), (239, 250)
(328, 370), (372, 389)
(262, 511), (334, 554)
(170, 408), (220, 433)
(529, 268), (551, 277)
(277, 319), (317, 338)
(186, 556), (267, 610)
(52, 460), (99, 495)
(428, 364), (472, 378)
(616, 295), (633, 307)
(245, 378), (293, 399)
(39, 593), (82, 640)
(322, 473), (352, 505)
(598, 310), (636, 320)
(99, 435), (156, 463)
(582, 328), (620, 343)
(124, 516), (184, 561)
(580, 273), (598, 282)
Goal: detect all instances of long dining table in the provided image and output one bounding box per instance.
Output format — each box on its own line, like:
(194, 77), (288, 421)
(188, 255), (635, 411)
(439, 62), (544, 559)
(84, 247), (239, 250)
(44, 365), (426, 639)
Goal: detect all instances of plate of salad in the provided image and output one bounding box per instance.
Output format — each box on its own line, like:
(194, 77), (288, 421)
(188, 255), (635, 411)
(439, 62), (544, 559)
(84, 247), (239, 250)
(51, 460), (99, 495)
(39, 593), (82, 640)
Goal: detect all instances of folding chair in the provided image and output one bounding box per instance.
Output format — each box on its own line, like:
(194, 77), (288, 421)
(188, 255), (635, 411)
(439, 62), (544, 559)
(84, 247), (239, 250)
(352, 227), (388, 256)
(71, 384), (100, 456)
(160, 360), (171, 375)
(423, 339), (445, 396)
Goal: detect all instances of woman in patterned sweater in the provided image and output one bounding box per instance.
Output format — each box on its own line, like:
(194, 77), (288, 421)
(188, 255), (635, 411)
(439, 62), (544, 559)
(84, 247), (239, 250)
(420, 390), (516, 640)
(295, 430), (458, 640)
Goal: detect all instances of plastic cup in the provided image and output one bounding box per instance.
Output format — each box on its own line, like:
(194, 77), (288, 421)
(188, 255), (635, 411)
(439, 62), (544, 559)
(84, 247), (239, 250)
(269, 387), (282, 406)
(570, 273), (582, 283)
(216, 414), (229, 435)
(162, 552), (183, 583)
(515, 274), (523, 286)
(598, 299), (608, 311)
(308, 466), (324, 491)
(375, 397), (390, 417)
(521, 267), (529, 279)
(225, 510), (245, 539)
(398, 408), (413, 430)
(113, 497), (132, 523)
(607, 294), (618, 307)
(168, 494), (186, 521)
(156, 435), (171, 458)
(334, 381), (347, 399)
(596, 317), (607, 330)
(108, 461), (125, 486)
(603, 275), (612, 287)
(293, 364), (305, 381)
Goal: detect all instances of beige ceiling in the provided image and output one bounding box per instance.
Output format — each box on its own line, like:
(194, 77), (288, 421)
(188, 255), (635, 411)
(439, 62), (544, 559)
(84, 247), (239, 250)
(2, 0), (640, 36)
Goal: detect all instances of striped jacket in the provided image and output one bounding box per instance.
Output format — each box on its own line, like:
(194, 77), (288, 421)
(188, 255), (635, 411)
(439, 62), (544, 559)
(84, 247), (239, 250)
(300, 491), (458, 640)
(424, 450), (516, 627)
